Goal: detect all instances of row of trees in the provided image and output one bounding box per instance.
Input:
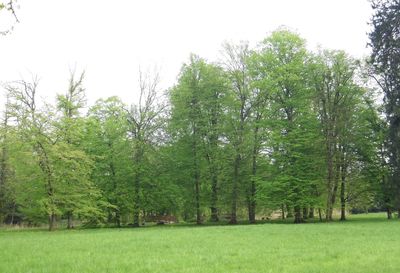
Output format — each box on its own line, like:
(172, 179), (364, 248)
(1, 3), (399, 228)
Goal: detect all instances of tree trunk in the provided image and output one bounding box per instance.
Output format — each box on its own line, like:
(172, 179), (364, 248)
(340, 175), (346, 221)
(229, 154), (240, 224)
(195, 170), (201, 225)
(248, 116), (260, 224)
(67, 212), (73, 229)
(327, 164), (340, 221)
(281, 204), (285, 219)
(325, 138), (335, 221)
(49, 213), (56, 231)
(116, 210), (121, 227)
(318, 208), (322, 222)
(191, 123), (202, 225)
(308, 208), (314, 219)
(208, 155), (218, 222)
(10, 203), (15, 225)
(248, 178), (256, 224)
(208, 107), (219, 223)
(133, 175), (140, 227)
(340, 145), (347, 221)
(210, 172), (219, 222)
(302, 207), (308, 220)
(294, 206), (303, 223)
(387, 207), (392, 219)
(133, 145), (143, 228)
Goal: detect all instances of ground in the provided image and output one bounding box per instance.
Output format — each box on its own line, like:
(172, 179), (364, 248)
(0, 213), (399, 273)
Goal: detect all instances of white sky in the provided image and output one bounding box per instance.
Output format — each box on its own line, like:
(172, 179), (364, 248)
(0, 0), (373, 108)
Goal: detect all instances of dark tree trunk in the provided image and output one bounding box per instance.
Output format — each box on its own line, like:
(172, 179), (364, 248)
(281, 204), (285, 219)
(318, 208), (322, 222)
(294, 206), (303, 224)
(325, 138), (335, 221)
(133, 176), (140, 227)
(210, 172), (219, 222)
(132, 145), (144, 228)
(195, 170), (201, 225)
(340, 146), (347, 221)
(67, 212), (73, 229)
(308, 208), (314, 219)
(9, 203), (15, 225)
(208, 105), (219, 223)
(248, 115), (260, 224)
(248, 178), (256, 224)
(229, 154), (240, 225)
(302, 208), (308, 220)
(192, 129), (201, 225)
(398, 209), (400, 219)
(327, 167), (339, 221)
(340, 175), (346, 221)
(115, 210), (121, 227)
(49, 213), (56, 231)
(387, 207), (392, 219)
(207, 152), (218, 222)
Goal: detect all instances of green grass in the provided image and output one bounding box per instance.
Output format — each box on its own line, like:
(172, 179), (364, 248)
(0, 213), (399, 273)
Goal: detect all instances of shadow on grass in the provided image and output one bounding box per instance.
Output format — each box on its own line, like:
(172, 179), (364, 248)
(1, 213), (398, 232)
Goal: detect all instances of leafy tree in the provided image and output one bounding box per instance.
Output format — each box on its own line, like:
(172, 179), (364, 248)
(127, 70), (165, 227)
(170, 55), (229, 223)
(369, 0), (400, 216)
(55, 72), (108, 228)
(86, 96), (131, 226)
(221, 42), (255, 224)
(252, 29), (324, 223)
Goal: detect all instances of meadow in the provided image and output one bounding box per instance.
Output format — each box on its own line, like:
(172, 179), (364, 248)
(0, 213), (399, 273)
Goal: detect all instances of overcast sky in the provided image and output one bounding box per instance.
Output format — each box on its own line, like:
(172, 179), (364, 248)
(0, 0), (373, 107)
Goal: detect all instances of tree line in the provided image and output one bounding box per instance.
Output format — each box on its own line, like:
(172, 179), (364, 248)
(0, 1), (399, 230)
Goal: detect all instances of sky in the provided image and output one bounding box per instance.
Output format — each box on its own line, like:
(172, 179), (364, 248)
(0, 0), (373, 108)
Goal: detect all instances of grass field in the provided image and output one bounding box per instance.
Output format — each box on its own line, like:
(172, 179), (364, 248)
(0, 213), (399, 273)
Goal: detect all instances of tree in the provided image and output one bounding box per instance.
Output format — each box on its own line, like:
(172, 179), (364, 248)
(221, 42), (255, 224)
(86, 96), (130, 226)
(6, 75), (106, 230)
(170, 55), (229, 223)
(369, 0), (400, 216)
(252, 29), (324, 223)
(310, 50), (364, 221)
(127, 70), (165, 227)
(55, 71), (108, 228)
(6, 78), (60, 230)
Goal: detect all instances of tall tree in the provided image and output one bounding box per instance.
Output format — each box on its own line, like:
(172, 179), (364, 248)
(222, 42), (254, 224)
(311, 50), (362, 221)
(369, 0), (400, 216)
(253, 29), (324, 223)
(170, 55), (228, 223)
(86, 96), (130, 227)
(127, 70), (165, 227)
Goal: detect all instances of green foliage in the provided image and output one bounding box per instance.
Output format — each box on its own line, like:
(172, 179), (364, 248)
(0, 27), (389, 228)
(369, 0), (400, 211)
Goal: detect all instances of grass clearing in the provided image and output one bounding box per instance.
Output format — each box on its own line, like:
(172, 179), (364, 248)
(0, 213), (399, 273)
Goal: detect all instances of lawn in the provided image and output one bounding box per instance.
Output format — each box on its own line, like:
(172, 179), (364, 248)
(0, 213), (399, 273)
